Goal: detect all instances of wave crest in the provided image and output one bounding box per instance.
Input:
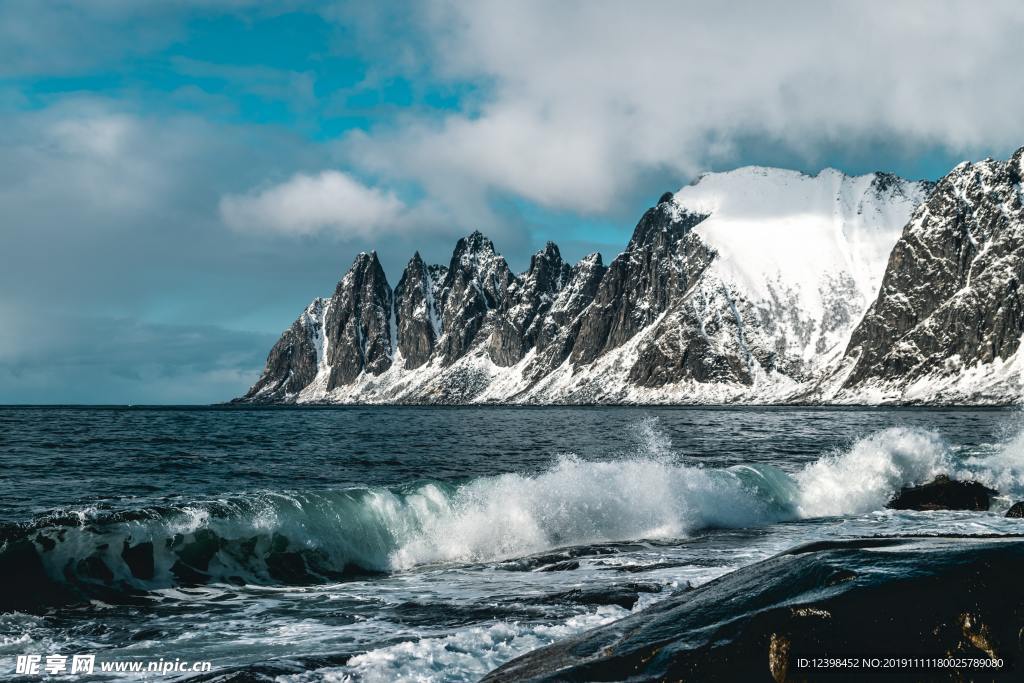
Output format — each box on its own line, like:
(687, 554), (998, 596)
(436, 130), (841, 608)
(4, 421), (1022, 607)
(795, 427), (950, 517)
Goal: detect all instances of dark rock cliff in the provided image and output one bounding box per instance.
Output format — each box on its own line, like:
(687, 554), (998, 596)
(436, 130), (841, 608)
(843, 147), (1024, 390)
(322, 252), (394, 389)
(489, 242), (571, 367)
(570, 195), (712, 364)
(482, 537), (1024, 682)
(240, 298), (325, 401)
(435, 231), (516, 364)
(393, 252), (441, 369)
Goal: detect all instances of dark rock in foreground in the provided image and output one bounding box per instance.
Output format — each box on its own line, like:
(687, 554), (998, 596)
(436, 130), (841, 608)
(526, 583), (663, 611)
(482, 537), (1024, 682)
(886, 474), (997, 511)
(1007, 502), (1024, 518)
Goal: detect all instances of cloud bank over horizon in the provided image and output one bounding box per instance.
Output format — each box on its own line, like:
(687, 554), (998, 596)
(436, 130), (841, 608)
(1, 0), (1023, 402)
(332, 1), (1024, 217)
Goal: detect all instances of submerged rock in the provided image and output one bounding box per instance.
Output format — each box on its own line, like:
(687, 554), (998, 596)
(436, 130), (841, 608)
(534, 559), (580, 572)
(526, 583), (662, 610)
(121, 540), (155, 581)
(886, 475), (997, 511)
(1006, 502), (1024, 518)
(482, 537), (1024, 682)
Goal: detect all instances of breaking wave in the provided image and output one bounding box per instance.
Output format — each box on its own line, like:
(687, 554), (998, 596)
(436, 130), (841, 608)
(3, 420), (1023, 608)
(794, 427), (950, 517)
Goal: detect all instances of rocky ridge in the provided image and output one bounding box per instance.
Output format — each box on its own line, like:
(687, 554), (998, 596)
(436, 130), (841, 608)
(237, 153), (1024, 405)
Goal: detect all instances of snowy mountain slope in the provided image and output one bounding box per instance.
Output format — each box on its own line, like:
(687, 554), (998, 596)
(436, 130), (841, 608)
(235, 155), (1024, 405)
(674, 167), (931, 370)
(819, 148), (1024, 404)
(503, 167), (931, 403)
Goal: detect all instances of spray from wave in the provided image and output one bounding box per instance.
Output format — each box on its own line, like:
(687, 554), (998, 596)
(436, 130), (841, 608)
(3, 418), (1023, 607)
(794, 427), (951, 517)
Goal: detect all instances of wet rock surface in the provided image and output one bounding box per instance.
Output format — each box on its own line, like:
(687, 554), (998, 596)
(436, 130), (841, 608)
(482, 537), (1024, 682)
(886, 475), (997, 511)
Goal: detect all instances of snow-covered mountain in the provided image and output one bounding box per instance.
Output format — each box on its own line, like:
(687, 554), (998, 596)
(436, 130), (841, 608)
(236, 155), (1023, 405)
(822, 148), (1024, 404)
(681, 167), (927, 369)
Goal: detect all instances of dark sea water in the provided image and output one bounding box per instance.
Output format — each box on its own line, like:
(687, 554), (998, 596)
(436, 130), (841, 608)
(2, 406), (1024, 681)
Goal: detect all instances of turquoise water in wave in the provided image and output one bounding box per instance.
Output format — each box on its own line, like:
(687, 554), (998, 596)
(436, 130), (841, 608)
(1, 406), (1023, 681)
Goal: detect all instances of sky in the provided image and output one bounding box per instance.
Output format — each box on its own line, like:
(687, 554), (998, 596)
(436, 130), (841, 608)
(1, 0), (1023, 404)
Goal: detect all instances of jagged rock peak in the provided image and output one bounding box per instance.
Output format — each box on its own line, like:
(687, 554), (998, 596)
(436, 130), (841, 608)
(513, 244), (567, 305)
(337, 250), (383, 287)
(445, 231), (515, 298)
(394, 251), (443, 369)
(533, 240), (560, 262)
(400, 251), (432, 279)
(239, 297), (327, 403)
(1013, 144), (1024, 165)
(521, 250), (609, 378)
(397, 250), (425, 278)
(573, 251), (603, 270)
(436, 230), (516, 363)
(571, 196), (716, 365)
(870, 171), (934, 198)
(323, 250), (393, 388)
(525, 242), (569, 288)
(236, 159), (970, 406)
(628, 195), (709, 249)
(444, 230), (515, 295)
(452, 230), (498, 268)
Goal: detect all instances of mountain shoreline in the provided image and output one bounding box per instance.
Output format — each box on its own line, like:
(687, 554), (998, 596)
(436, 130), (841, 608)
(229, 397), (1022, 407)
(236, 149), (1024, 407)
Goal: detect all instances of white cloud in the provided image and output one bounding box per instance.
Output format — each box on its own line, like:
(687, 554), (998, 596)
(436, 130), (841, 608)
(341, 0), (1024, 216)
(219, 170), (408, 237)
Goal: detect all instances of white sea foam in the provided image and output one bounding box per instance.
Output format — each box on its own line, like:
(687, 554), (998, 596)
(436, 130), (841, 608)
(287, 606), (626, 683)
(959, 427), (1024, 495)
(794, 427), (951, 517)
(20, 420), (1024, 591)
(386, 421), (1024, 567)
(388, 453), (779, 569)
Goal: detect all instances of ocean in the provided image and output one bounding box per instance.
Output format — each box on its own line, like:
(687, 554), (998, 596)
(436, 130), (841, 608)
(2, 406), (1023, 681)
